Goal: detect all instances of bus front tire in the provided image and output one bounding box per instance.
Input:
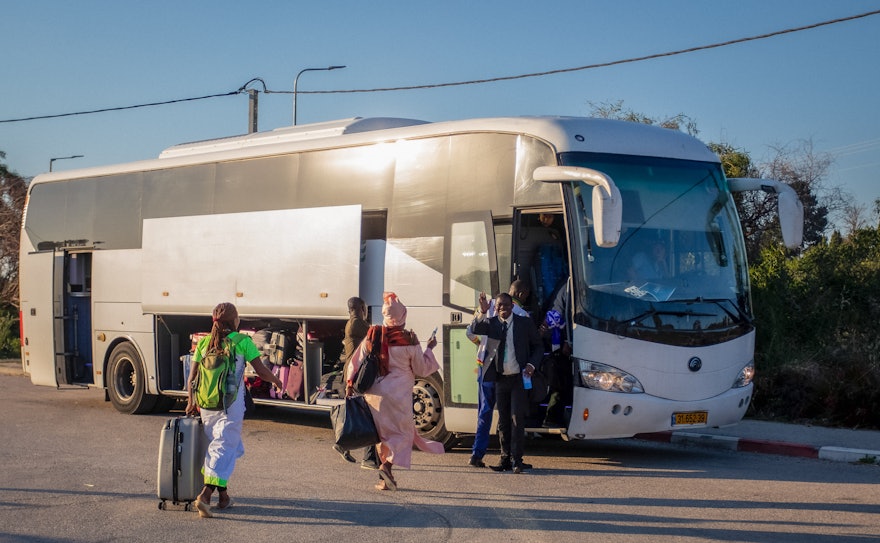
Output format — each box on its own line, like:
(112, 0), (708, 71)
(107, 343), (158, 415)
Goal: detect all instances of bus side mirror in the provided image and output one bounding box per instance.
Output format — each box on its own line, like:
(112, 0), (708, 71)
(534, 166), (622, 247)
(728, 178), (804, 249)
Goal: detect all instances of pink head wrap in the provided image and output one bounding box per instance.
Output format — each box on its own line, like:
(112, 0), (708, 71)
(381, 292), (407, 327)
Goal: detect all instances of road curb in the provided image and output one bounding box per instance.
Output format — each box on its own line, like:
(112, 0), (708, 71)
(635, 431), (880, 464)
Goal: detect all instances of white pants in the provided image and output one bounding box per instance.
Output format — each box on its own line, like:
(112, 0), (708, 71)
(199, 394), (245, 488)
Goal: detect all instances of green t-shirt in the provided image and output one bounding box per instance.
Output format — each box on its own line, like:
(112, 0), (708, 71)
(193, 331), (261, 372)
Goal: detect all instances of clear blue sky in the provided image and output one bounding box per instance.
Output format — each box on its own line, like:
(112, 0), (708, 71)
(2, 1), (878, 222)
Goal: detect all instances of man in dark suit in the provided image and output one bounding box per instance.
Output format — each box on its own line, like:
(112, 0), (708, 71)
(470, 291), (544, 473)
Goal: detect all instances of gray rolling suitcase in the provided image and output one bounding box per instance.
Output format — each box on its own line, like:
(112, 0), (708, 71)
(157, 416), (207, 510)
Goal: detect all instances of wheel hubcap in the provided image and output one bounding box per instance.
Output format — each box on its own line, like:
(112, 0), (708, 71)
(412, 380), (441, 432)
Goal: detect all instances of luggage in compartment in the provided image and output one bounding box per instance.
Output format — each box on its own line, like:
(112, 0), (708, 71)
(245, 375), (272, 399)
(268, 361), (304, 401)
(157, 416), (207, 510)
(253, 328), (297, 366)
(286, 360), (304, 401)
(269, 364), (290, 399)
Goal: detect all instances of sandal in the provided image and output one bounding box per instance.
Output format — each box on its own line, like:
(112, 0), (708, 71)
(378, 463), (397, 491)
(217, 497), (234, 510)
(194, 499), (213, 518)
(374, 481), (389, 491)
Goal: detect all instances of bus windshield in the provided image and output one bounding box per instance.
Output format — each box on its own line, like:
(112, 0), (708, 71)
(563, 152), (753, 346)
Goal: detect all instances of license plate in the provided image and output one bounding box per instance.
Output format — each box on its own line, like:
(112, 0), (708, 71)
(672, 411), (708, 426)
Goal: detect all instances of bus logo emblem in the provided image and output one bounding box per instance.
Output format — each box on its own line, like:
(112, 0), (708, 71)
(688, 357), (702, 372)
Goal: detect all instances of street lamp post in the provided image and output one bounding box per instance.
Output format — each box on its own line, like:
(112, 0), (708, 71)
(49, 154), (84, 172)
(293, 65), (346, 125)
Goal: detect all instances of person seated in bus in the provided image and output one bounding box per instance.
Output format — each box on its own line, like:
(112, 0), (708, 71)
(628, 239), (670, 283)
(465, 280), (531, 468)
(186, 302), (284, 518)
(332, 296), (380, 470)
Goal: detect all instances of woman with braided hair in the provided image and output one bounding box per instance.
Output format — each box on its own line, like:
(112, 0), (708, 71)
(185, 302), (283, 518)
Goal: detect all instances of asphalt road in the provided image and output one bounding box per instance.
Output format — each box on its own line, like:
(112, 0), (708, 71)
(0, 372), (877, 543)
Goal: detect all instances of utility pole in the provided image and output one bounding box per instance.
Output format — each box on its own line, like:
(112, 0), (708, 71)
(248, 89), (259, 134)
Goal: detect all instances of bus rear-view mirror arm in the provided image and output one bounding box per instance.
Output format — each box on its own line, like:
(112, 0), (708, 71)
(533, 165), (622, 248)
(728, 178), (804, 249)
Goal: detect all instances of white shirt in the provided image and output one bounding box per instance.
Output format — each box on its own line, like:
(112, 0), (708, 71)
(466, 300), (529, 366)
(499, 315), (521, 375)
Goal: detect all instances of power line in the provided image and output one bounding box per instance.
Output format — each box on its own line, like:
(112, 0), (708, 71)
(2, 9), (878, 124)
(271, 9), (880, 95)
(0, 90), (241, 124)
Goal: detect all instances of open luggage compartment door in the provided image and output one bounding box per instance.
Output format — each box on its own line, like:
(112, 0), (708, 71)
(141, 206), (362, 318)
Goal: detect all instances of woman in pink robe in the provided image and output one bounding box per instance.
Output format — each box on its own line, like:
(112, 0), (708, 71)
(346, 292), (444, 490)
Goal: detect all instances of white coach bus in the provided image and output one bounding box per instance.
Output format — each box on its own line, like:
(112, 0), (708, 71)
(19, 116), (802, 448)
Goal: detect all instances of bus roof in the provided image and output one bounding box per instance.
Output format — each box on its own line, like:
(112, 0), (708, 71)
(31, 116), (720, 184)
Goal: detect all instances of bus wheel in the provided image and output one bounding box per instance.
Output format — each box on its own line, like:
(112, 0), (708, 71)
(107, 343), (158, 414)
(413, 372), (457, 450)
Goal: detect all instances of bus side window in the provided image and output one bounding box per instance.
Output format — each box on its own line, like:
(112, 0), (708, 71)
(449, 220), (493, 309)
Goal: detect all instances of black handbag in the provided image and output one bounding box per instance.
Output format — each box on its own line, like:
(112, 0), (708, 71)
(351, 327), (382, 394)
(528, 367), (550, 404)
(330, 395), (379, 450)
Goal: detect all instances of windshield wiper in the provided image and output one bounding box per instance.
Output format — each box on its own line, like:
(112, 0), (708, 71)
(671, 297), (752, 325)
(620, 307), (716, 331)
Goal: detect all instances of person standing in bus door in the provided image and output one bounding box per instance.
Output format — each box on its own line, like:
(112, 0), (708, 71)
(345, 292), (444, 490)
(465, 280), (531, 468)
(470, 291), (544, 473)
(185, 302), (283, 518)
(519, 213), (566, 311)
(539, 280), (573, 428)
(332, 296), (380, 470)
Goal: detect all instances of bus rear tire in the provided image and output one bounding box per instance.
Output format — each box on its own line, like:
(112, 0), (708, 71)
(107, 342), (158, 414)
(413, 372), (458, 450)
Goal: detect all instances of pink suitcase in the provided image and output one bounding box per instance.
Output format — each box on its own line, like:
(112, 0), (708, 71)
(286, 360), (304, 401)
(270, 365), (290, 399)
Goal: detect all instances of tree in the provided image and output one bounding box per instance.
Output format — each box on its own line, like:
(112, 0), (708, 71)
(0, 151), (26, 308)
(589, 100), (699, 137)
(764, 140), (833, 248)
(840, 200), (868, 235)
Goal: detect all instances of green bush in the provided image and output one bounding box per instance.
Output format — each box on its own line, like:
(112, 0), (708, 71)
(749, 231), (880, 429)
(0, 306), (19, 358)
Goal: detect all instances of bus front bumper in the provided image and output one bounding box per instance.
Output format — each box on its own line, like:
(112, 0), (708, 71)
(564, 384), (753, 440)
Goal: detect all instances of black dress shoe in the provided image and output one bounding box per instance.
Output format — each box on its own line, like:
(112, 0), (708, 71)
(489, 462), (513, 472)
(468, 456), (486, 468)
(513, 462), (532, 473)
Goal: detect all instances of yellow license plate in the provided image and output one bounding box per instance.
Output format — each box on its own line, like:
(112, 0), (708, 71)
(672, 411), (708, 426)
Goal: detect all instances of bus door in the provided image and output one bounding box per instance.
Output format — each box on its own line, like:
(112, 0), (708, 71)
(442, 212), (502, 431)
(55, 251), (94, 386)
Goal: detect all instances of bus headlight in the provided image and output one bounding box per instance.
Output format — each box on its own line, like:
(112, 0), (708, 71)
(732, 360), (755, 388)
(578, 360), (644, 393)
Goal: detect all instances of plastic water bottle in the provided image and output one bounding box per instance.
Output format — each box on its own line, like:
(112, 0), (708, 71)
(522, 370), (532, 390)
